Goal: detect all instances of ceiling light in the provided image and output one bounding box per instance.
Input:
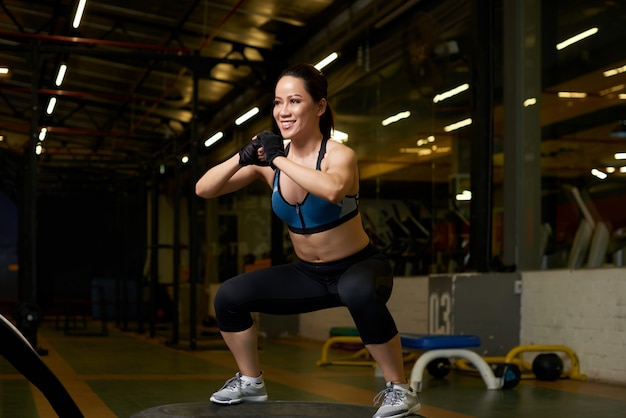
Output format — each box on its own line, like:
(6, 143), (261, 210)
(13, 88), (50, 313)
(556, 27), (598, 50)
(314, 52), (339, 71)
(55, 64), (67, 87)
(235, 107), (260, 126)
(524, 97), (537, 107)
(558, 92), (587, 98)
(0, 66), (10, 78)
(382, 111), (411, 127)
(591, 168), (607, 180)
(599, 84), (624, 96)
(619, 94), (626, 100)
(621, 166), (626, 173)
(603, 65), (626, 78)
(433, 83), (469, 103)
(606, 167), (616, 173)
(615, 152), (626, 160)
(416, 136), (435, 146)
(400, 147), (433, 156)
(204, 131), (224, 147)
(35, 143), (43, 155)
(39, 128), (47, 141)
(46, 97), (57, 115)
(444, 118), (472, 132)
(456, 190), (472, 201)
(181, 155), (189, 164)
(332, 129), (348, 143)
(73, 0), (87, 29)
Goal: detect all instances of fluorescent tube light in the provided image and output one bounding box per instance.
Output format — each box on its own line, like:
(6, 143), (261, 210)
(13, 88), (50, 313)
(604, 65), (626, 78)
(315, 52), (339, 71)
(39, 128), (47, 141)
(524, 98), (537, 107)
(400, 147), (433, 156)
(615, 152), (626, 160)
(55, 64), (67, 86)
(416, 136), (435, 146)
(599, 84), (624, 96)
(235, 107), (260, 126)
(456, 190), (472, 201)
(591, 169), (607, 180)
(382, 111), (411, 127)
(556, 27), (598, 50)
(73, 0), (87, 29)
(204, 131), (224, 147)
(444, 118), (472, 132)
(46, 97), (57, 115)
(433, 83), (469, 103)
(558, 92), (587, 98)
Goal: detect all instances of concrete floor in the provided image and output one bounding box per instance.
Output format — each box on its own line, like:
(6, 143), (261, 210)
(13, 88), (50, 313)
(1, 319), (626, 418)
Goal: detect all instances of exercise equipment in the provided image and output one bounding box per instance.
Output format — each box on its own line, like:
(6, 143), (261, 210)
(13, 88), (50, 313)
(491, 363), (522, 389)
(0, 313), (83, 417)
(439, 358), (521, 389)
(14, 301), (42, 348)
(532, 353), (564, 381)
(400, 334), (520, 392)
(455, 344), (586, 381)
(316, 327), (375, 367)
(426, 357), (451, 378)
(131, 401), (379, 417)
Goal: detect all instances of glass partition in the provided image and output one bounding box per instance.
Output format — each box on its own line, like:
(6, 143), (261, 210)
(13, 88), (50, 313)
(209, 0), (626, 277)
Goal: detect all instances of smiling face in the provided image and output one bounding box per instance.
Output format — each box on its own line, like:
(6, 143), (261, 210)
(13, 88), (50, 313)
(273, 75), (326, 141)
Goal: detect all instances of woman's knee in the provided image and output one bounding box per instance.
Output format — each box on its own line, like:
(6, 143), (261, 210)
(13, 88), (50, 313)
(213, 280), (255, 331)
(213, 279), (243, 317)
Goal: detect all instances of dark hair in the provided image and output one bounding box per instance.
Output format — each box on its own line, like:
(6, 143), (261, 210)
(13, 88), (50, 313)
(277, 64), (335, 140)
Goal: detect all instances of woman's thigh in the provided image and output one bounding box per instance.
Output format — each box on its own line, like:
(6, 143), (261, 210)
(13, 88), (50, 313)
(215, 263), (341, 316)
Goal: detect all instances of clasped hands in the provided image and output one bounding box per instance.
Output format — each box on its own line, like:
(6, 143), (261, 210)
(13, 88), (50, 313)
(238, 131), (285, 168)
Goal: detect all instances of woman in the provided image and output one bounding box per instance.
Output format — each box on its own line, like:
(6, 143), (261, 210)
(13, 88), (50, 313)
(195, 63), (420, 418)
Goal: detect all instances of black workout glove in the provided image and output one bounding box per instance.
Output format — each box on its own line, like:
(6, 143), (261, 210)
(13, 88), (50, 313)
(258, 131), (285, 169)
(238, 138), (268, 167)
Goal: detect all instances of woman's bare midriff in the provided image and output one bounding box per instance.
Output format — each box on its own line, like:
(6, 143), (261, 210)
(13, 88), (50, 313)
(289, 214), (371, 263)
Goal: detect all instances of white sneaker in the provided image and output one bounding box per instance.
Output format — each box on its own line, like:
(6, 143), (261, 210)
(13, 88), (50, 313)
(372, 382), (421, 418)
(209, 372), (268, 405)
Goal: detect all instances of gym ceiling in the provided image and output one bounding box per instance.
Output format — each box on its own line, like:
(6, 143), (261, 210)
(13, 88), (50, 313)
(0, 0), (625, 193)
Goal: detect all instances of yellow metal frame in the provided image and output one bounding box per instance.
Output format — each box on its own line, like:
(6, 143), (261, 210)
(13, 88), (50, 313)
(316, 336), (377, 367)
(316, 336), (420, 367)
(455, 344), (587, 381)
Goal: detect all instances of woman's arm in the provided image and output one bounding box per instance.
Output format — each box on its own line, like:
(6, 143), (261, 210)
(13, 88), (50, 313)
(272, 142), (358, 204)
(195, 153), (270, 199)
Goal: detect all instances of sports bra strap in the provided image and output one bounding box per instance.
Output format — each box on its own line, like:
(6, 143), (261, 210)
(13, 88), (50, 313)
(284, 138), (328, 170)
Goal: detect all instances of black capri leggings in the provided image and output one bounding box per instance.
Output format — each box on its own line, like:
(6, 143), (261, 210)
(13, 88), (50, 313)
(213, 244), (398, 345)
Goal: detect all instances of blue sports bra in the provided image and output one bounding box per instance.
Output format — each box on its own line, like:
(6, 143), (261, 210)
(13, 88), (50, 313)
(271, 139), (359, 234)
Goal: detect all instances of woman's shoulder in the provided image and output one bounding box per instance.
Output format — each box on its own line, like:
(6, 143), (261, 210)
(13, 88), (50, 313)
(326, 138), (357, 160)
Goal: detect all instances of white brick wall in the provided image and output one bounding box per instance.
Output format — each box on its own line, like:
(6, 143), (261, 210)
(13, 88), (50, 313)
(521, 269), (626, 384)
(298, 276), (429, 341)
